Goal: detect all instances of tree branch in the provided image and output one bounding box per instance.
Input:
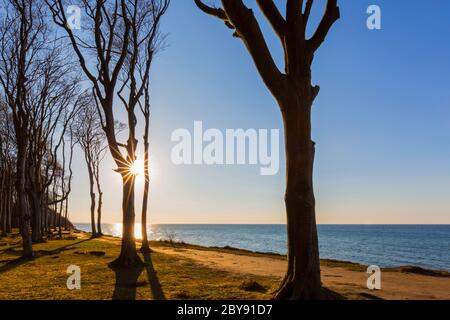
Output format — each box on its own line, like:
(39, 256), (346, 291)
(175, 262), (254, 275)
(256, 0), (285, 40)
(220, 0), (286, 96)
(194, 0), (235, 29)
(307, 0), (340, 52)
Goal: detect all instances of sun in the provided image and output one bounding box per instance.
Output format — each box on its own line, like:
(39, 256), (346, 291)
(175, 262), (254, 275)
(129, 159), (144, 176)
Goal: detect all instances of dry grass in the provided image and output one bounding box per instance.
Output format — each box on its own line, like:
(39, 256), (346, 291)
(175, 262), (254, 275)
(0, 231), (279, 300)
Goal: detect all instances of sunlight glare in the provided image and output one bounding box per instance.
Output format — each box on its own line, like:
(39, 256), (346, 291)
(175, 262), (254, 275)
(129, 159), (144, 176)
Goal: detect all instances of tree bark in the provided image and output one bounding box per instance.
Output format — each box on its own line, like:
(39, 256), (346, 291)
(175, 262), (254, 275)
(273, 88), (321, 300)
(140, 142), (151, 253)
(30, 191), (43, 243)
(0, 172), (6, 237)
(87, 163), (97, 237)
(95, 164), (103, 236)
(140, 103), (151, 254)
(16, 138), (33, 258)
(109, 174), (142, 267)
(96, 191), (103, 235)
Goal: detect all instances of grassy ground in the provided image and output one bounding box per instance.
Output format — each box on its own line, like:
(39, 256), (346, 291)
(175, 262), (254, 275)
(0, 231), (279, 300)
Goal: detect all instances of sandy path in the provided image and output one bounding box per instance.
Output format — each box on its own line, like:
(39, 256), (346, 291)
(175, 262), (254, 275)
(156, 246), (450, 300)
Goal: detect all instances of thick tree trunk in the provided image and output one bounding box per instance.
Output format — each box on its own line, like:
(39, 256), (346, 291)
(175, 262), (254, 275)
(109, 175), (142, 268)
(274, 91), (322, 300)
(16, 141), (33, 258)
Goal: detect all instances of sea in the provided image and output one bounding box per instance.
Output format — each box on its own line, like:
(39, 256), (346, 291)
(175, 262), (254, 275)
(74, 223), (450, 271)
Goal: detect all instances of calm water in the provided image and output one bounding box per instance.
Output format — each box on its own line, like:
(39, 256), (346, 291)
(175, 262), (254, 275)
(75, 223), (450, 271)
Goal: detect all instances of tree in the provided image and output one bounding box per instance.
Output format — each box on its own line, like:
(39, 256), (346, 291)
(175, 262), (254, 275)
(46, 0), (170, 267)
(72, 92), (110, 238)
(194, 0), (340, 299)
(125, 0), (169, 253)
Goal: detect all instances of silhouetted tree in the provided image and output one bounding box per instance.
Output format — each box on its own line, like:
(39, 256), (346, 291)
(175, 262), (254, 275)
(123, 0), (169, 253)
(195, 0), (340, 299)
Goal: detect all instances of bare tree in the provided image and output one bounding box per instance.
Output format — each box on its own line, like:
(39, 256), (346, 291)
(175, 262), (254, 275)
(123, 0), (169, 253)
(194, 0), (340, 299)
(46, 0), (170, 267)
(72, 92), (109, 238)
(63, 126), (77, 231)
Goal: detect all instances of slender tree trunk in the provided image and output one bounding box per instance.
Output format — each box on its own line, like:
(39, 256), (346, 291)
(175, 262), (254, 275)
(64, 198), (69, 230)
(44, 189), (49, 235)
(6, 183), (11, 233)
(96, 191), (103, 235)
(52, 184), (57, 232)
(87, 164), (97, 237)
(6, 178), (12, 233)
(0, 174), (6, 237)
(16, 139), (33, 258)
(274, 91), (321, 300)
(110, 174), (142, 267)
(58, 193), (63, 238)
(0, 170), (6, 237)
(140, 137), (151, 253)
(31, 191), (43, 243)
(95, 163), (103, 236)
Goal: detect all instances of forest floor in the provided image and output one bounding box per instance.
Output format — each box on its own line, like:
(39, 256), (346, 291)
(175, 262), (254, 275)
(0, 230), (449, 300)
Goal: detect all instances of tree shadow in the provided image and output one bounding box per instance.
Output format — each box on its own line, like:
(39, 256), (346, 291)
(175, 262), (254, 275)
(36, 238), (92, 256)
(359, 292), (384, 300)
(142, 252), (166, 300)
(0, 238), (92, 274)
(321, 287), (347, 300)
(0, 257), (31, 274)
(111, 264), (144, 300)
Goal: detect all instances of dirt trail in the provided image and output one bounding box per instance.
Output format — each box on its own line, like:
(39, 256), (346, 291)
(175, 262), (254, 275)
(156, 245), (450, 300)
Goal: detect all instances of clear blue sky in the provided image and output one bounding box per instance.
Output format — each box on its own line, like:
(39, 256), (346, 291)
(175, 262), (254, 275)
(69, 0), (450, 224)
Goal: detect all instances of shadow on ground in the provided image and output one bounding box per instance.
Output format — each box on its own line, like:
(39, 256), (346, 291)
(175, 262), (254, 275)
(111, 253), (166, 300)
(0, 238), (92, 274)
(112, 264), (144, 300)
(143, 252), (166, 300)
